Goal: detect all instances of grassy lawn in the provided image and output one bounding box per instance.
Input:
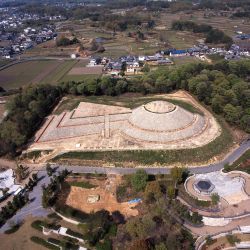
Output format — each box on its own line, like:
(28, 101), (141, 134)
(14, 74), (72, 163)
(60, 74), (99, 83)
(207, 54), (225, 63)
(53, 117), (233, 166)
(69, 181), (97, 189)
(172, 56), (200, 65)
(224, 149), (250, 174)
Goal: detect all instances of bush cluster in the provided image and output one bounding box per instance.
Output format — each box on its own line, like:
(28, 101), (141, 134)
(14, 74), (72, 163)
(172, 20), (233, 45)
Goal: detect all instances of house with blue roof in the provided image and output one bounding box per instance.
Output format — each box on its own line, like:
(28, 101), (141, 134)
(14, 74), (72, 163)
(170, 49), (187, 57)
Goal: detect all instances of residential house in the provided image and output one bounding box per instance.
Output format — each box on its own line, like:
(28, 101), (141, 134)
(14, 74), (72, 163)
(170, 49), (187, 57)
(126, 61), (140, 74)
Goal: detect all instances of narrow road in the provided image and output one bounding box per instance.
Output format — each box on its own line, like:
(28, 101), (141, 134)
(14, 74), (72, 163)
(0, 138), (249, 233)
(55, 138), (250, 175)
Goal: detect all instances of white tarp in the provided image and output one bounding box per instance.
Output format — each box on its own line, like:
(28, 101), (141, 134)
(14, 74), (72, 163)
(0, 169), (22, 198)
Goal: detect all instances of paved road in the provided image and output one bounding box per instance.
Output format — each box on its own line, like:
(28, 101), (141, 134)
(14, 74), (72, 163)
(56, 138), (250, 175)
(0, 138), (249, 232)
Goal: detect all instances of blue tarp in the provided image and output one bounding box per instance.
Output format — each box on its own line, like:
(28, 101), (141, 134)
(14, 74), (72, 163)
(128, 198), (142, 204)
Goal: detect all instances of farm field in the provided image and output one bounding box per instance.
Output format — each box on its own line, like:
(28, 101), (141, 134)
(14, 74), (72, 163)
(159, 11), (250, 37)
(0, 60), (56, 89)
(0, 59), (14, 68)
(60, 74), (99, 83)
(0, 59), (80, 90)
(40, 60), (78, 84)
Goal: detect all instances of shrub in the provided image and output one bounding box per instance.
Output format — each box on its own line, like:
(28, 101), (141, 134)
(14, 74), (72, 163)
(116, 185), (127, 201)
(66, 228), (84, 239)
(226, 234), (240, 245)
(131, 170), (148, 192)
(4, 223), (21, 234)
(69, 181), (97, 189)
(96, 239), (112, 250)
(47, 238), (61, 245)
(206, 235), (216, 245)
(47, 213), (62, 220)
(211, 193), (220, 205)
(31, 220), (43, 231)
(30, 236), (60, 250)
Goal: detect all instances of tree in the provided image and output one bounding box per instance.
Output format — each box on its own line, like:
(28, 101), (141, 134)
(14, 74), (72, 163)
(211, 193), (220, 205)
(223, 104), (241, 124)
(15, 164), (28, 181)
(155, 242), (167, 250)
(28, 177), (34, 189)
(131, 170), (148, 192)
(129, 239), (150, 250)
(206, 235), (214, 245)
(170, 167), (185, 187)
(141, 63), (150, 73)
(144, 181), (162, 203)
(32, 173), (38, 182)
(167, 185), (175, 200)
(226, 234), (240, 246)
(46, 163), (53, 176)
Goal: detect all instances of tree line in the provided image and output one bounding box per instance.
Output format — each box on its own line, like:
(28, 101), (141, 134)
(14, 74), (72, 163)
(172, 20), (233, 46)
(0, 84), (61, 156)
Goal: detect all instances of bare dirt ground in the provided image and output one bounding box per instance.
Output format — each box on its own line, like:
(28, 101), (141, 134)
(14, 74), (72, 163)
(0, 216), (46, 250)
(62, 175), (138, 218)
(0, 215), (84, 250)
(68, 65), (103, 75)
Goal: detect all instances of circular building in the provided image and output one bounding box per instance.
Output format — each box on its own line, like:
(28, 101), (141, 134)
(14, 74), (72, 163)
(122, 100), (207, 143)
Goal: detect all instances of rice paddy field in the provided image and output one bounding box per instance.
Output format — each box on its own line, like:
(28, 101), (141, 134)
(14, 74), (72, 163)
(0, 59), (97, 90)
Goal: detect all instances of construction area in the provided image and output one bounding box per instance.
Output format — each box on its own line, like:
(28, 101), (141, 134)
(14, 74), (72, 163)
(58, 175), (139, 218)
(28, 92), (221, 160)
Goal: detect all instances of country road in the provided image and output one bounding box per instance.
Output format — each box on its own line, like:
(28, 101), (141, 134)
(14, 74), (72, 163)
(0, 138), (249, 233)
(56, 138), (250, 175)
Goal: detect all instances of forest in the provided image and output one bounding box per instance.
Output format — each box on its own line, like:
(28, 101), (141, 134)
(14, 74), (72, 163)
(0, 85), (61, 156)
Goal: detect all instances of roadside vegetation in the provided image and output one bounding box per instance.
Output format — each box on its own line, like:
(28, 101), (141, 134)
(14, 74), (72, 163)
(224, 149), (250, 174)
